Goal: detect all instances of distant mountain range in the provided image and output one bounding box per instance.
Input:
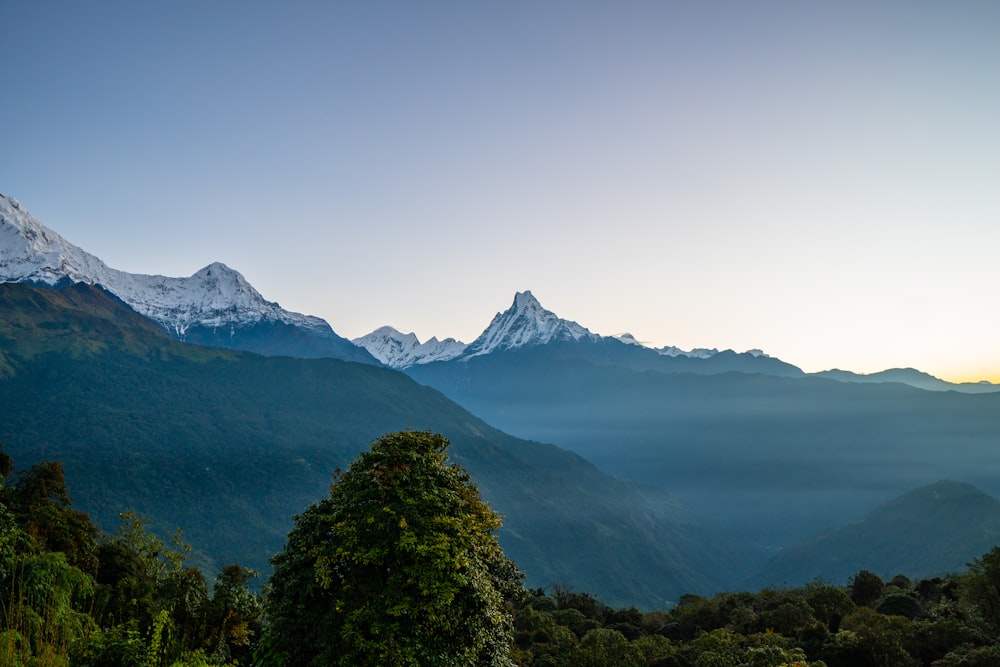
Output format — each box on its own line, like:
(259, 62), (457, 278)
(0, 280), (768, 608)
(404, 345), (1000, 547)
(6, 192), (1000, 602)
(3, 192), (994, 393)
(814, 367), (1000, 394)
(354, 287), (997, 394)
(356, 290), (807, 378)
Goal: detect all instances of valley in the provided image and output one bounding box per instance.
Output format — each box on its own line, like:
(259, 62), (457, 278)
(2, 192), (999, 608)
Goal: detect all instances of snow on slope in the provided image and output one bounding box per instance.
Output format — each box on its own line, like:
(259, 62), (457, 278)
(463, 290), (600, 358)
(0, 193), (336, 339)
(357, 292), (747, 368)
(352, 326), (466, 367)
(656, 344), (721, 359)
(615, 333), (721, 358)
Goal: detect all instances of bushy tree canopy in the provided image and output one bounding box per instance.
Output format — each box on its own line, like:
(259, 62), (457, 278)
(265, 430), (524, 666)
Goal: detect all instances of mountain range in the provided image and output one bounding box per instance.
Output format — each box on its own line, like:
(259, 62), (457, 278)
(0, 194), (374, 363)
(356, 290), (808, 379)
(0, 280), (771, 607)
(4, 192), (1000, 604)
(3, 192), (994, 393)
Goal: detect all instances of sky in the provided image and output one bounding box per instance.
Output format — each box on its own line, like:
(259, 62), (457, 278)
(2, 1), (999, 382)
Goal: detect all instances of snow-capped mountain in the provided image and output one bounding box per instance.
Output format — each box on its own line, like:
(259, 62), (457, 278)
(356, 291), (783, 371)
(463, 290), (600, 357)
(352, 326), (466, 367)
(0, 193), (374, 363)
(354, 291), (602, 368)
(617, 335), (722, 359)
(656, 344), (720, 359)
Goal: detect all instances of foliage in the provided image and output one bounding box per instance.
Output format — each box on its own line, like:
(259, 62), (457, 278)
(0, 445), (263, 667)
(266, 431), (525, 666)
(0, 281), (758, 609)
(8, 426), (1000, 666)
(963, 546), (1000, 630)
(849, 570), (885, 607)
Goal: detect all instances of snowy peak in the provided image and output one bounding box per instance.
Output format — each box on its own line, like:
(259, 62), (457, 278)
(656, 344), (720, 359)
(0, 194), (341, 345)
(192, 261), (249, 285)
(352, 326), (466, 367)
(0, 193), (115, 286)
(356, 291), (600, 367)
(463, 290), (598, 357)
(352, 326), (419, 367)
(174, 262), (272, 320)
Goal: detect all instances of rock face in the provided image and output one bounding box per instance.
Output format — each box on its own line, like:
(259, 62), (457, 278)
(0, 193), (375, 363)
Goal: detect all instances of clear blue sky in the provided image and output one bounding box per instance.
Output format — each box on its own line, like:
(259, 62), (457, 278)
(3, 1), (999, 381)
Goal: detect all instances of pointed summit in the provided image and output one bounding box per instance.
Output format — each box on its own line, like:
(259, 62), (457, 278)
(463, 291), (598, 357)
(1, 193), (116, 286)
(353, 326), (466, 368)
(0, 194), (374, 363)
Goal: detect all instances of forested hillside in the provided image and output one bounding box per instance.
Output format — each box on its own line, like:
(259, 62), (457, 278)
(0, 282), (759, 608)
(4, 437), (1000, 666)
(752, 481), (1000, 589)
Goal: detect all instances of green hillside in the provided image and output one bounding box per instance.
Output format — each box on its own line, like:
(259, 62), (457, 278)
(0, 282), (760, 608)
(750, 480), (1000, 588)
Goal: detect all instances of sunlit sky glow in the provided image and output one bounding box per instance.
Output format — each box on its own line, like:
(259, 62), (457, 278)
(3, 1), (998, 382)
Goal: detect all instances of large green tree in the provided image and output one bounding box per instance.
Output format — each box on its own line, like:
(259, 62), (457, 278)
(265, 431), (524, 666)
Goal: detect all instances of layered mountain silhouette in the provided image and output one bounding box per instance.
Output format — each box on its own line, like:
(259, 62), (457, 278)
(6, 192), (993, 392)
(815, 367), (1000, 393)
(0, 281), (764, 607)
(406, 346), (1000, 547)
(5, 192), (1000, 599)
(357, 290), (806, 377)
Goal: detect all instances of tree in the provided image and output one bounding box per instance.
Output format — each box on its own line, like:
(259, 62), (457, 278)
(572, 628), (642, 667)
(849, 570), (885, 608)
(805, 581), (855, 632)
(205, 564), (263, 665)
(265, 431), (524, 666)
(2, 460), (99, 575)
(964, 546), (1000, 630)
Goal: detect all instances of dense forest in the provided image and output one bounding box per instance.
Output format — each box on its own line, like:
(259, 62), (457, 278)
(3, 433), (1000, 667)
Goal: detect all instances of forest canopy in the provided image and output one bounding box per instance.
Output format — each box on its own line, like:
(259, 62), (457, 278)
(3, 433), (1000, 666)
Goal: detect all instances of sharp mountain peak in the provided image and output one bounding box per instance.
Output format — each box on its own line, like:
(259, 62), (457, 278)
(0, 194), (375, 363)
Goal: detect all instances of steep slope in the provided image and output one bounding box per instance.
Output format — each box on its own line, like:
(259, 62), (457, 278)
(0, 282), (761, 608)
(462, 291), (600, 357)
(407, 349), (1000, 547)
(750, 481), (1000, 588)
(0, 194), (374, 363)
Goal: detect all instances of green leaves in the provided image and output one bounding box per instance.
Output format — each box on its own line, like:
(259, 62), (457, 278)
(266, 431), (524, 666)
